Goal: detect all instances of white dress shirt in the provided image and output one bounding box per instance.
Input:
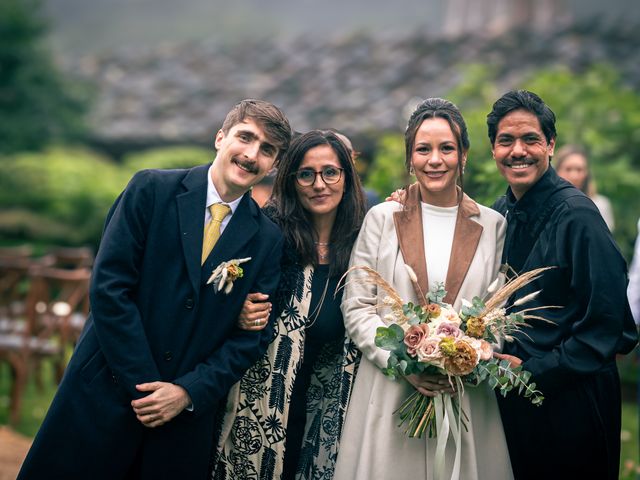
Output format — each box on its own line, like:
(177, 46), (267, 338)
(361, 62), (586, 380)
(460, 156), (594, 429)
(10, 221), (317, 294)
(205, 164), (243, 232)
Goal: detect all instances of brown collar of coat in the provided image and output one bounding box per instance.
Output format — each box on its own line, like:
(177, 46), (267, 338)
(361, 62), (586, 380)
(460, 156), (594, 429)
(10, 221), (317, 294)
(393, 183), (483, 306)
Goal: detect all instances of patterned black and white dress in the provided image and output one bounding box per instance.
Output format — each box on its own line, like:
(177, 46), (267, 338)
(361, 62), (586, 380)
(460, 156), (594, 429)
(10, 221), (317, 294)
(211, 250), (360, 480)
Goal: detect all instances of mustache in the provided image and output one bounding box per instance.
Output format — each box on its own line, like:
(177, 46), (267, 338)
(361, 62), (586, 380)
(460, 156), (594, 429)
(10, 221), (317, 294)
(233, 158), (259, 174)
(502, 158), (535, 166)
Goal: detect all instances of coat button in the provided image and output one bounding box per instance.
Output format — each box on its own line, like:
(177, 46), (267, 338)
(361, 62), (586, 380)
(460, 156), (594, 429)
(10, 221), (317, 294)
(185, 298), (194, 309)
(164, 351), (173, 361)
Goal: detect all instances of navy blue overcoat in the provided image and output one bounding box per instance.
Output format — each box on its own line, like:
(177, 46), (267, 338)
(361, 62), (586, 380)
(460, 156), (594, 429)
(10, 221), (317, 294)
(19, 164), (283, 479)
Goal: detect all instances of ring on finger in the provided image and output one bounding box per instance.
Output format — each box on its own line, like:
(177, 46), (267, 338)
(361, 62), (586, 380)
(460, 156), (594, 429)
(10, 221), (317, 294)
(254, 319), (260, 326)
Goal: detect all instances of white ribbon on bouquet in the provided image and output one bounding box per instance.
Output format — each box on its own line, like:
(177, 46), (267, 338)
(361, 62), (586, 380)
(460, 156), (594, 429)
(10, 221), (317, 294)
(433, 377), (463, 480)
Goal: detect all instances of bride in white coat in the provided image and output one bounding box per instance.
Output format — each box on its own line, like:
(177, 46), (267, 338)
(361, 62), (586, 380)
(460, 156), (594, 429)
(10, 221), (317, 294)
(334, 98), (513, 480)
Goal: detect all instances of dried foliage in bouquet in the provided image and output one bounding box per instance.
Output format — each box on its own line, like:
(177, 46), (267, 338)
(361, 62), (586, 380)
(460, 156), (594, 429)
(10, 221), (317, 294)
(339, 264), (554, 439)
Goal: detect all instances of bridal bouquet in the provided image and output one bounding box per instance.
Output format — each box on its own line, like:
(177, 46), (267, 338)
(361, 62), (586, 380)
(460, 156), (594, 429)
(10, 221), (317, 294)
(341, 264), (550, 440)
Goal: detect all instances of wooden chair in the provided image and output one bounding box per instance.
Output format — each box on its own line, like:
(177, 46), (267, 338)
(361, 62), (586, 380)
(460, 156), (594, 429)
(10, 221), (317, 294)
(0, 256), (32, 333)
(25, 267), (92, 379)
(0, 253), (55, 335)
(0, 245), (33, 259)
(0, 266), (91, 425)
(48, 247), (94, 269)
(0, 343), (31, 425)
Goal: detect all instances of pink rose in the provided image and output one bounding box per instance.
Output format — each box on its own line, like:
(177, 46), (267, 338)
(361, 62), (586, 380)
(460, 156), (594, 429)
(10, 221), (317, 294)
(416, 338), (443, 365)
(478, 340), (493, 361)
(404, 323), (430, 356)
(435, 321), (462, 338)
(470, 338), (493, 361)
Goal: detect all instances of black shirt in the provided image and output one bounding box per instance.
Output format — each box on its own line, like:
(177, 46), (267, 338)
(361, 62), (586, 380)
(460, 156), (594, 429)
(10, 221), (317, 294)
(492, 167), (637, 393)
(282, 265), (344, 479)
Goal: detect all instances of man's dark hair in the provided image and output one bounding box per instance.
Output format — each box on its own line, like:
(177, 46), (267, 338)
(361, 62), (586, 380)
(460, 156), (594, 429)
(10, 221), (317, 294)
(487, 90), (557, 144)
(269, 130), (366, 278)
(221, 99), (292, 162)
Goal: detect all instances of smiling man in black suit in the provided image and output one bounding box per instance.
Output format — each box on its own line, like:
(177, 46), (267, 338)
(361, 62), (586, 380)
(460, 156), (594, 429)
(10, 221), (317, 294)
(18, 99), (292, 480)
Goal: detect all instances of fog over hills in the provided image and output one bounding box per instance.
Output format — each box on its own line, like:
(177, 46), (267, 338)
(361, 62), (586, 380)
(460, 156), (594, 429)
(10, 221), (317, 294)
(43, 0), (638, 56)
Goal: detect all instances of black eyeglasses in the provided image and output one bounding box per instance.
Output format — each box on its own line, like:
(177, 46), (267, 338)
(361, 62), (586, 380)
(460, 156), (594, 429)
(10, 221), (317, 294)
(292, 166), (344, 187)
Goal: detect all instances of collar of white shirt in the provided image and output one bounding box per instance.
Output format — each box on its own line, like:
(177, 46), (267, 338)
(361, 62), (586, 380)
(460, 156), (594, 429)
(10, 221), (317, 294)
(204, 163), (244, 226)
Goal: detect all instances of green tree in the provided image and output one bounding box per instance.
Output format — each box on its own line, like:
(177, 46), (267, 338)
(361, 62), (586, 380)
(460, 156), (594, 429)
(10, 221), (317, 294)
(0, 0), (89, 154)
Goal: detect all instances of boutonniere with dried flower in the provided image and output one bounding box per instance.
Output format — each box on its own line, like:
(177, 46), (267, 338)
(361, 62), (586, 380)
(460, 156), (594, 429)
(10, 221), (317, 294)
(207, 257), (251, 294)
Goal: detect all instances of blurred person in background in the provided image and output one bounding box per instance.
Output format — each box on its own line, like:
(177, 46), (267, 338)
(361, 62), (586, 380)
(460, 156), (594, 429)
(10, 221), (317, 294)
(488, 90), (637, 480)
(628, 217), (640, 325)
(251, 168), (276, 207)
(333, 130), (381, 211)
(212, 130), (366, 479)
(18, 99), (291, 480)
(555, 144), (615, 231)
(627, 217), (640, 469)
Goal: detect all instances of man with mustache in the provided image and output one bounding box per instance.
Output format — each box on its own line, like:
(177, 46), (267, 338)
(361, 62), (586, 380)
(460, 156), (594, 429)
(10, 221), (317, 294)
(488, 90), (637, 480)
(18, 99), (292, 480)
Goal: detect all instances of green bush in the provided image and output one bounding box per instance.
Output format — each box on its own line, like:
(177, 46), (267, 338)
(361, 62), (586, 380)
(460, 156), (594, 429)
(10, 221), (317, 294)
(0, 146), (127, 246)
(122, 145), (212, 174)
(0, 145), (216, 248)
(364, 135), (412, 199)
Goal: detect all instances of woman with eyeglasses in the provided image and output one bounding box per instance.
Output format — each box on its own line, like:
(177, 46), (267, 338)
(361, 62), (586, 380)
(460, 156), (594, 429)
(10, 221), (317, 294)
(211, 130), (366, 480)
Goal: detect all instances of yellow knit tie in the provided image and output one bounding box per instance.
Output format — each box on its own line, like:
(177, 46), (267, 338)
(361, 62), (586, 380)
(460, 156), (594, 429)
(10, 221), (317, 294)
(201, 203), (231, 264)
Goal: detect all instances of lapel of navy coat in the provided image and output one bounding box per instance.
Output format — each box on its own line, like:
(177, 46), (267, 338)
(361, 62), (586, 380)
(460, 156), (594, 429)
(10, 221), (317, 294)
(18, 164), (284, 480)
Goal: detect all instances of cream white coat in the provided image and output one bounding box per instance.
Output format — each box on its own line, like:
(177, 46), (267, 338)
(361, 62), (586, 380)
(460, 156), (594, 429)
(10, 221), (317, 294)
(335, 185), (513, 480)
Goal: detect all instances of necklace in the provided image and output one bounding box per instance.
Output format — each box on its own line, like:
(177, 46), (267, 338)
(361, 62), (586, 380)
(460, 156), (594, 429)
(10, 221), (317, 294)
(316, 243), (329, 261)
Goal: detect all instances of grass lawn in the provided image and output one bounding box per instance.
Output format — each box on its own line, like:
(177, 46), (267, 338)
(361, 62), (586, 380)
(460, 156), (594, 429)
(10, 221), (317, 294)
(1, 360), (639, 478)
(0, 361), (58, 437)
(621, 400), (640, 479)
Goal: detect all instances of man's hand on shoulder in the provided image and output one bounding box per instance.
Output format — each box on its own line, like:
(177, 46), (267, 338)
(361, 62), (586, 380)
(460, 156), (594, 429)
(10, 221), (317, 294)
(131, 382), (192, 428)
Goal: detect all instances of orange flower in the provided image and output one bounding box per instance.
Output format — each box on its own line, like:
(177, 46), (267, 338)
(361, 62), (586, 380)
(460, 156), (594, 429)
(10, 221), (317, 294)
(444, 340), (478, 376)
(226, 263), (244, 281)
(426, 303), (441, 319)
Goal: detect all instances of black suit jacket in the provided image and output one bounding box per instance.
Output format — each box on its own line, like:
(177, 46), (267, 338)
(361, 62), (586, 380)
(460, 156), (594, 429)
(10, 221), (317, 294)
(19, 164), (283, 479)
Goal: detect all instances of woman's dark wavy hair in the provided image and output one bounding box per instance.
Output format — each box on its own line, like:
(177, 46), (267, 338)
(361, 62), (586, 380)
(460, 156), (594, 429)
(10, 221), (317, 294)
(268, 130), (366, 277)
(404, 97), (470, 195)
